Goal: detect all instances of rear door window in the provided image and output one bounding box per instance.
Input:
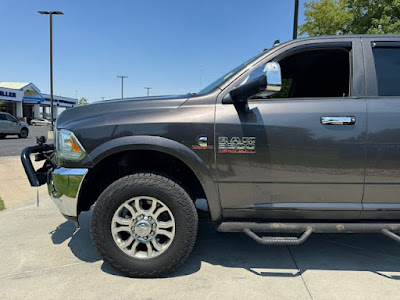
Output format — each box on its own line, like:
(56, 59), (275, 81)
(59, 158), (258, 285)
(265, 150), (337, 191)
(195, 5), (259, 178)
(372, 46), (400, 96)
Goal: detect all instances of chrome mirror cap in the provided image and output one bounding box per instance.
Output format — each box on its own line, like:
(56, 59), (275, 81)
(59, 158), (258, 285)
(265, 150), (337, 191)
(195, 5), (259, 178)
(265, 62), (282, 92)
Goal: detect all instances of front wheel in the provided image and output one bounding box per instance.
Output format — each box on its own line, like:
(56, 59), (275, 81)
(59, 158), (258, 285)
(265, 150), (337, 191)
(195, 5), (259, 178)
(18, 128), (28, 138)
(91, 173), (198, 277)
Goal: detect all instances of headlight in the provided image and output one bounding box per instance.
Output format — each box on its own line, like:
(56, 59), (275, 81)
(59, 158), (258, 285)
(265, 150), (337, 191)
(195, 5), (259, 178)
(56, 129), (87, 160)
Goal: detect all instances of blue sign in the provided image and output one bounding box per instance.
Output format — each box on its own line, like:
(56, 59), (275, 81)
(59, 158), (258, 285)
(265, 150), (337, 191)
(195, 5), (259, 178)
(0, 90), (16, 98)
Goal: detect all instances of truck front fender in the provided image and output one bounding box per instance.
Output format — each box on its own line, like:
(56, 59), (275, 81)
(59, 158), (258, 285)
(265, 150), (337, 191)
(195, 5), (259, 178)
(87, 135), (222, 220)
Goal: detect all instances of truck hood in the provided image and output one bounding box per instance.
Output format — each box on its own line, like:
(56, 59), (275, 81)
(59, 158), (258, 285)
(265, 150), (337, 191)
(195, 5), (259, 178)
(56, 95), (190, 128)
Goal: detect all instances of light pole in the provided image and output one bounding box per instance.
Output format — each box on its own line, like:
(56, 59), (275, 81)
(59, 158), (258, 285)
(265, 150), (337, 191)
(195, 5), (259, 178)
(293, 0), (299, 39)
(38, 10), (63, 131)
(117, 76), (128, 98)
(144, 87), (152, 97)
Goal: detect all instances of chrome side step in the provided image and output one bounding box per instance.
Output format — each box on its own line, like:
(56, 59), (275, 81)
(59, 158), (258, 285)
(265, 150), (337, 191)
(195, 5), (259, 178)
(217, 222), (400, 245)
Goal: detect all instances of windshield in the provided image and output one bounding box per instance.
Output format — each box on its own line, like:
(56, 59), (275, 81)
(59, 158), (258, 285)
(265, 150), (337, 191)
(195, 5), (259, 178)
(197, 52), (265, 95)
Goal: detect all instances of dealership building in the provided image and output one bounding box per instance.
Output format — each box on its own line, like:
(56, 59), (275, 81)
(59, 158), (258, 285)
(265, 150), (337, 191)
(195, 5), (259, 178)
(0, 82), (77, 122)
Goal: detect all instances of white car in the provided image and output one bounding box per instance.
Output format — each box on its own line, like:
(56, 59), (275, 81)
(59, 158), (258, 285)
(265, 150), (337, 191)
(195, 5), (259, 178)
(31, 118), (51, 126)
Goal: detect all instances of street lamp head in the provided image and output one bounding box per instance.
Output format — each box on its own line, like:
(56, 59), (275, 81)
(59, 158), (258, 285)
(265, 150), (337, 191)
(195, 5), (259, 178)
(38, 11), (64, 15)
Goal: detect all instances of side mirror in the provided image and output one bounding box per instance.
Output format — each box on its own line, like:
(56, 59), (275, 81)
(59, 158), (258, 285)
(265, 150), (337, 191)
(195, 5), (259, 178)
(223, 62), (282, 104)
(227, 74), (267, 104)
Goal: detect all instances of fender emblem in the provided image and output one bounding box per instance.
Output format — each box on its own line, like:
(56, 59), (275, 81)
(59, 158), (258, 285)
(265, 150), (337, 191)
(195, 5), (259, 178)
(218, 136), (256, 153)
(192, 136), (213, 150)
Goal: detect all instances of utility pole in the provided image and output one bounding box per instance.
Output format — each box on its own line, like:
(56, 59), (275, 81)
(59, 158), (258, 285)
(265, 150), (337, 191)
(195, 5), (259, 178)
(144, 87), (152, 97)
(293, 0), (299, 39)
(38, 10), (63, 131)
(117, 75), (128, 98)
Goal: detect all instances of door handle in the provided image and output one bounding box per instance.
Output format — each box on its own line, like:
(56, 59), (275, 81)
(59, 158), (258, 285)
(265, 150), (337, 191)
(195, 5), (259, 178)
(320, 116), (356, 125)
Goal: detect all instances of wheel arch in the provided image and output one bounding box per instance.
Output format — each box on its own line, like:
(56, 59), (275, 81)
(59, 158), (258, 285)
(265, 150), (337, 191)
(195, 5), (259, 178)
(78, 136), (221, 221)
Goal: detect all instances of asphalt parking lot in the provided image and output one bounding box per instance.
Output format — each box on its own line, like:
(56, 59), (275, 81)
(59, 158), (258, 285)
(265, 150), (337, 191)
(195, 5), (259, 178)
(0, 125), (52, 157)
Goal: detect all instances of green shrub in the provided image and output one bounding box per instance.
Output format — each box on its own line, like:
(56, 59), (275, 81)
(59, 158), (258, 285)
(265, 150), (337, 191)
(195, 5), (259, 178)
(0, 198), (5, 211)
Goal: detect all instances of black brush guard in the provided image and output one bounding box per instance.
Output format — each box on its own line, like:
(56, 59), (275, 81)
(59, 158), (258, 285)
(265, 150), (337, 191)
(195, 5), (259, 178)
(21, 143), (54, 187)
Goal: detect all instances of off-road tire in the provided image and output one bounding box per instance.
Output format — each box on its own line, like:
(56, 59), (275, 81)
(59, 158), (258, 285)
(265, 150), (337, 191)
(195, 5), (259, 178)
(18, 128), (28, 138)
(91, 172), (198, 277)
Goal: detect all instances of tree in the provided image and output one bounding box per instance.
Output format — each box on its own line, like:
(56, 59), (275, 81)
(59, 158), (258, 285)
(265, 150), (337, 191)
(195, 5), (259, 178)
(299, 0), (400, 36)
(78, 97), (88, 106)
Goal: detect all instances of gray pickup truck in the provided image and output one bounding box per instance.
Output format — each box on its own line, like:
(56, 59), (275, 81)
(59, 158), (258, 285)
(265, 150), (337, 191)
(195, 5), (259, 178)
(22, 35), (400, 277)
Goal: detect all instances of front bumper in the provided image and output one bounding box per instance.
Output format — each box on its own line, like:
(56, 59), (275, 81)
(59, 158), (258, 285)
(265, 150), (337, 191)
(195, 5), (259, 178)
(47, 167), (88, 218)
(21, 143), (88, 219)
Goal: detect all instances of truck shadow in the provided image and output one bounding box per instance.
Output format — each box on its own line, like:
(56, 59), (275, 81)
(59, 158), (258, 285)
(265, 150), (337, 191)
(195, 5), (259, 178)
(51, 210), (400, 280)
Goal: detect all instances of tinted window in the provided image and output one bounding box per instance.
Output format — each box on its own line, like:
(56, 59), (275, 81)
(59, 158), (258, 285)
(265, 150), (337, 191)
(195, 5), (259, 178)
(247, 48), (351, 100)
(275, 48), (350, 98)
(272, 78), (294, 98)
(0, 114), (6, 121)
(373, 47), (400, 96)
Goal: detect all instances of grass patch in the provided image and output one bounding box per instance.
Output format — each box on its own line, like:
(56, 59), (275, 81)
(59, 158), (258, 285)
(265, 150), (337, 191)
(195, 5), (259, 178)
(0, 197), (5, 211)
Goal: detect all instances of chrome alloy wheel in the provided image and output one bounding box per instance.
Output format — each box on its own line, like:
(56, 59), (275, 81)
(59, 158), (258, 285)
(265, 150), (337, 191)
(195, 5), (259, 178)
(111, 196), (176, 259)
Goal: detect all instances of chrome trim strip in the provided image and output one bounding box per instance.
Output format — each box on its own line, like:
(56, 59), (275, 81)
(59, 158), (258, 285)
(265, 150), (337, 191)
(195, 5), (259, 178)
(225, 202), (362, 211)
(363, 203), (400, 210)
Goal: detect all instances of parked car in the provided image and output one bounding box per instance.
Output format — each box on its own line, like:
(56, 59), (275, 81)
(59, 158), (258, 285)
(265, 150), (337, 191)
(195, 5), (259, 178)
(31, 118), (51, 126)
(21, 34), (400, 277)
(0, 112), (29, 139)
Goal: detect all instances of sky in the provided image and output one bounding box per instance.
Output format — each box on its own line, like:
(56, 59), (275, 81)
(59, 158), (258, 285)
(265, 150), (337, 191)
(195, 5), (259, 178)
(1, 0), (305, 102)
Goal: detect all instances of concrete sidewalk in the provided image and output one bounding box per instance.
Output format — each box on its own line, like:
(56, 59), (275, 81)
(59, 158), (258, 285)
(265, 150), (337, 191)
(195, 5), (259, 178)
(0, 156), (48, 209)
(1, 194), (400, 299)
